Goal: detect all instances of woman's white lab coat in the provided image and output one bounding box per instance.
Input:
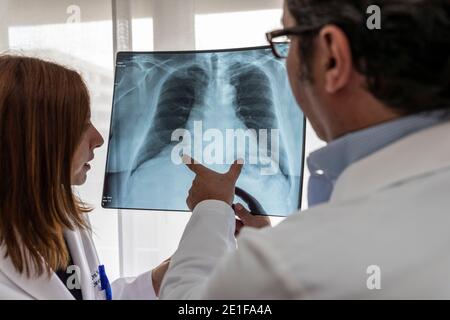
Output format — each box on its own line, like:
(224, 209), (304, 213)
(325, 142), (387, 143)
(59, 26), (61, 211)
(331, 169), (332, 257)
(0, 219), (156, 300)
(160, 120), (450, 299)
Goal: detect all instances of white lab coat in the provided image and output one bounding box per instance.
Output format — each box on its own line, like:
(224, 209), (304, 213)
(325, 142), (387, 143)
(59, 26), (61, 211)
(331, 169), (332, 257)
(0, 219), (156, 300)
(160, 120), (450, 299)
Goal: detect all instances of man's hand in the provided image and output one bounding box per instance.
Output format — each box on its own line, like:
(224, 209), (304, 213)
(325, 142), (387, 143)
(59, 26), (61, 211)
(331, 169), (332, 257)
(184, 155), (243, 211)
(233, 203), (272, 237)
(151, 258), (170, 297)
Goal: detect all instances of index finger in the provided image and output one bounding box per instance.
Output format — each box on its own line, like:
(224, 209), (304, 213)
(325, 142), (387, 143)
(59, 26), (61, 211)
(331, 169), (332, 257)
(183, 154), (210, 175)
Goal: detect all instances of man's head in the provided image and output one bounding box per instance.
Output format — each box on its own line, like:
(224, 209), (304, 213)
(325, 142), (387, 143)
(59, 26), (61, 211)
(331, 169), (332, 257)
(282, 0), (450, 141)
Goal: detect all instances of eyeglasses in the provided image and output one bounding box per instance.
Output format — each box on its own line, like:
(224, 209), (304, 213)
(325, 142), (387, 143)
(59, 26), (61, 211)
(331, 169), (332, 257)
(266, 25), (323, 59)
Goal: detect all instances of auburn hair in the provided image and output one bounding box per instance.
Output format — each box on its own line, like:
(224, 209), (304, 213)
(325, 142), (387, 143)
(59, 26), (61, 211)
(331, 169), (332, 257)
(0, 55), (92, 277)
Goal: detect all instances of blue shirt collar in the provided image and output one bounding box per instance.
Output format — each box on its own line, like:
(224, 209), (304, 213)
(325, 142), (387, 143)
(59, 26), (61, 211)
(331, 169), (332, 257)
(307, 111), (450, 207)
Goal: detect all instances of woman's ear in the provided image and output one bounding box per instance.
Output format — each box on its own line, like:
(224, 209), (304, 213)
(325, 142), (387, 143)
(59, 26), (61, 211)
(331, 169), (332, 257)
(317, 25), (353, 93)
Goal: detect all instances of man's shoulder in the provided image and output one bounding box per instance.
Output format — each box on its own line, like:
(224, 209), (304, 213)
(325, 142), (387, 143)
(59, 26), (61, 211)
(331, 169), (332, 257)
(237, 171), (450, 298)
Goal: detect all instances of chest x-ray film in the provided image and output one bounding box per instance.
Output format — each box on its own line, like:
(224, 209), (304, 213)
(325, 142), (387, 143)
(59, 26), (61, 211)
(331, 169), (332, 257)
(102, 46), (305, 217)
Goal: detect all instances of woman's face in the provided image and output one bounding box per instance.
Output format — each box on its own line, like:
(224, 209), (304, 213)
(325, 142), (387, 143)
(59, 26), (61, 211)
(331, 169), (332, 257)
(71, 120), (104, 185)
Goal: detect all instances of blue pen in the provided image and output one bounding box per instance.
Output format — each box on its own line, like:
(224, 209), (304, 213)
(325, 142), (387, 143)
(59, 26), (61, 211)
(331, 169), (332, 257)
(98, 265), (112, 300)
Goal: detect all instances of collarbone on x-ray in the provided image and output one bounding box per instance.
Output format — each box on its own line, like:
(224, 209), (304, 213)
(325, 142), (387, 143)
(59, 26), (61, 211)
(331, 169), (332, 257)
(103, 47), (305, 216)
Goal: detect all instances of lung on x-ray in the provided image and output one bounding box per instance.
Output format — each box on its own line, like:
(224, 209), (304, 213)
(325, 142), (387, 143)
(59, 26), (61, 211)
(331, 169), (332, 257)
(102, 46), (305, 216)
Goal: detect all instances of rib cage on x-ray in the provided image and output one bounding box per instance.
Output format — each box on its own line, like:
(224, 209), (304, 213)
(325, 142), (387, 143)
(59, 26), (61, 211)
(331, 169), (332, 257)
(103, 48), (305, 216)
(227, 61), (290, 179)
(131, 64), (210, 175)
(131, 55), (289, 178)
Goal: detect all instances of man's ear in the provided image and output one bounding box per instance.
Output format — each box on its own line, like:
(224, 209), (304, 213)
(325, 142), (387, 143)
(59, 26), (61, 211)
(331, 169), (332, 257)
(317, 25), (353, 93)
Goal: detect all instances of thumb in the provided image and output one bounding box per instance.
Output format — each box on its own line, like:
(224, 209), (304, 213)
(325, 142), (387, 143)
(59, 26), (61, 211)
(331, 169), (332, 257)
(227, 159), (243, 182)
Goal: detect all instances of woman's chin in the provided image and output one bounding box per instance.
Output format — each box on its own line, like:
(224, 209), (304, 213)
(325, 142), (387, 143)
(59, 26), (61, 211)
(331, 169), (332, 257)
(72, 168), (88, 186)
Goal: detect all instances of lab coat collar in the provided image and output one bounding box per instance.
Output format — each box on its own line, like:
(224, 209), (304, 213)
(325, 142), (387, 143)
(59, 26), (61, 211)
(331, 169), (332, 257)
(0, 226), (100, 300)
(331, 120), (450, 203)
(0, 244), (74, 300)
(64, 228), (96, 300)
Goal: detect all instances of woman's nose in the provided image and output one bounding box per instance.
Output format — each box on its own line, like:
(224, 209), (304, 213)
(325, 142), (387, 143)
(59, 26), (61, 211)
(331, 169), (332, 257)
(92, 126), (105, 149)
